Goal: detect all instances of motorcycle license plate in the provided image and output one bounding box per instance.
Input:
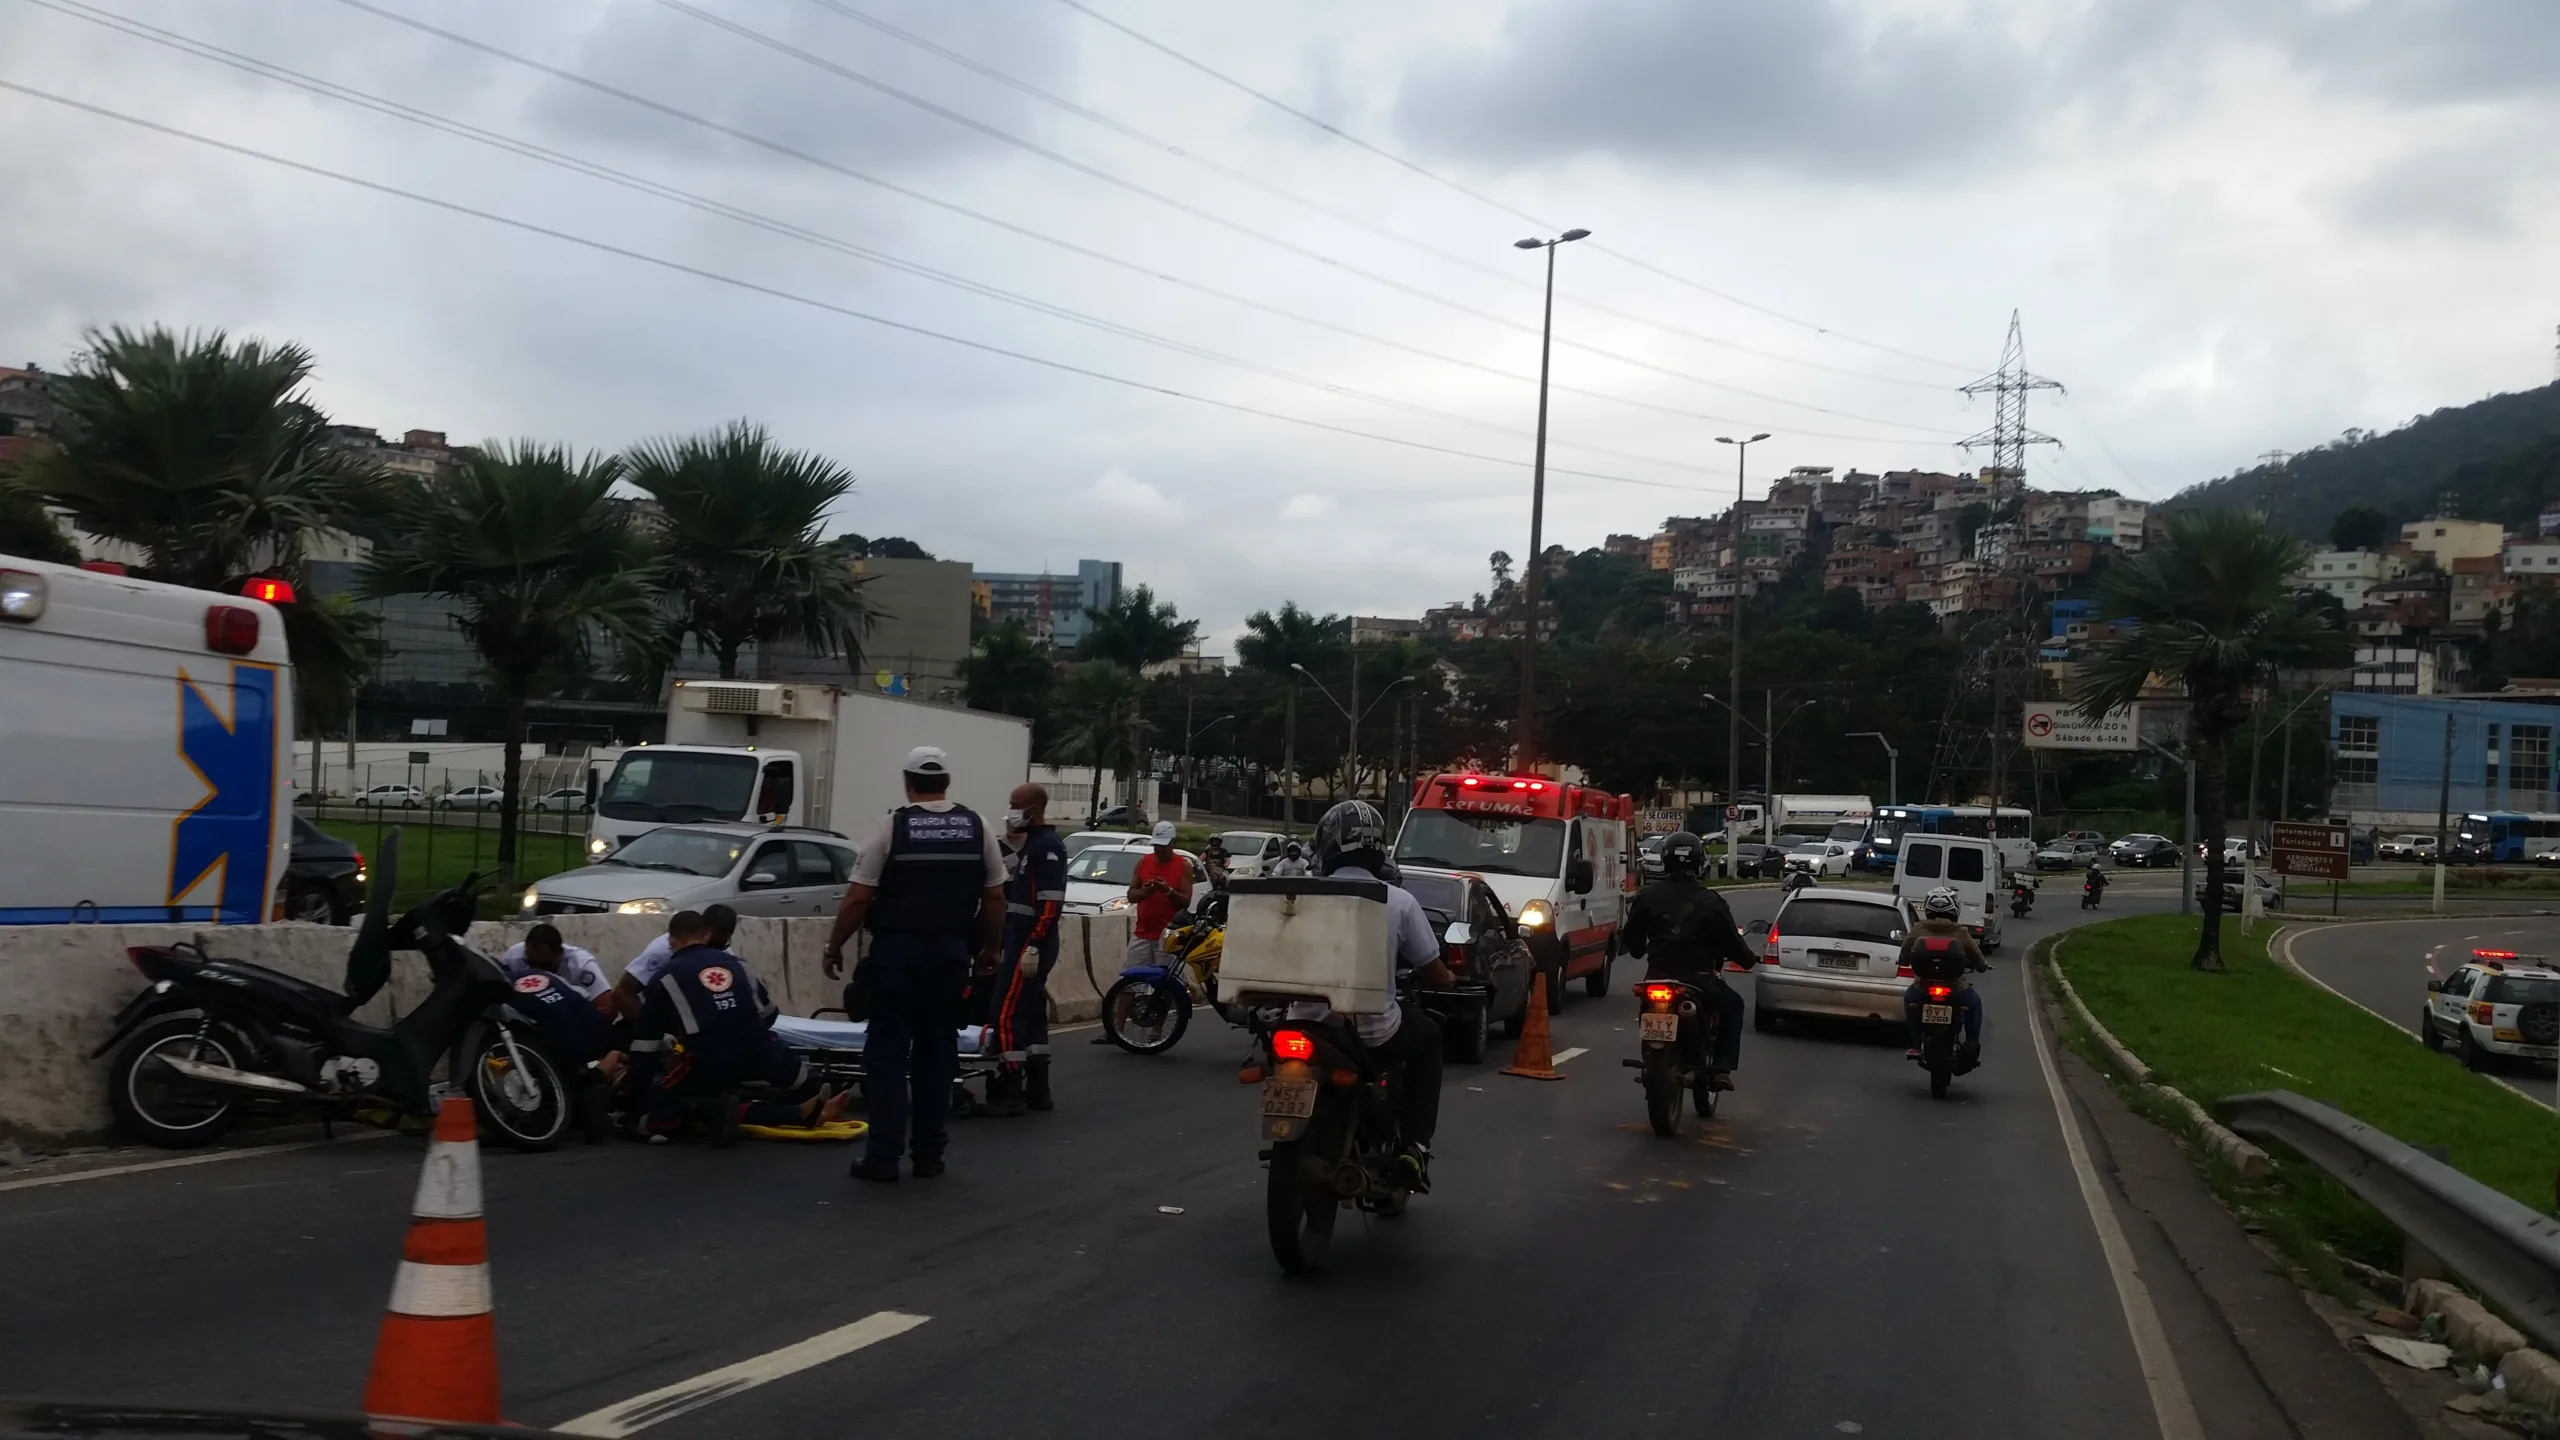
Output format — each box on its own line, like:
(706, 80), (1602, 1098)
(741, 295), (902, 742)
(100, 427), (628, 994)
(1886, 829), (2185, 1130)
(1638, 1013), (1681, 1044)
(1260, 1078), (1317, 1119)
(1921, 1004), (1955, 1025)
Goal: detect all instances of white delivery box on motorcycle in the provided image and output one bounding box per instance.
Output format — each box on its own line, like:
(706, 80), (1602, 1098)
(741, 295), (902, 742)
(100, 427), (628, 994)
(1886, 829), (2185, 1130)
(1219, 875), (1393, 1014)
(1891, 835), (2005, 952)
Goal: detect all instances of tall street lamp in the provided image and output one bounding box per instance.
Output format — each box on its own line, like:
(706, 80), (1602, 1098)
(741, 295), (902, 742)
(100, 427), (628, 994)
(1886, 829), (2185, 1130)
(1714, 431), (1769, 872)
(1178, 708), (1234, 824)
(1512, 225), (1591, 774)
(1294, 662), (1416, 802)
(1703, 690), (1815, 846)
(1846, 731), (1900, 805)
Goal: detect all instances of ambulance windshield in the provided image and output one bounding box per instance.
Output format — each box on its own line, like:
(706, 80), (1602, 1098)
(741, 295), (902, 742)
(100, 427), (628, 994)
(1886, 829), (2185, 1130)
(1393, 811), (1567, 879)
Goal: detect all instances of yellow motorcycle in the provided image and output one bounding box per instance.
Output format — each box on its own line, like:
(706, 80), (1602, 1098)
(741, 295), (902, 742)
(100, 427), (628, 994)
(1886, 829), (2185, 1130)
(1101, 892), (1232, 1055)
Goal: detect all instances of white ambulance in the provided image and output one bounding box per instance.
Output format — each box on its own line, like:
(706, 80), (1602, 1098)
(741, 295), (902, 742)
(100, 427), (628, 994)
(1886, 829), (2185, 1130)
(0, 556), (296, 924)
(1392, 771), (1635, 1010)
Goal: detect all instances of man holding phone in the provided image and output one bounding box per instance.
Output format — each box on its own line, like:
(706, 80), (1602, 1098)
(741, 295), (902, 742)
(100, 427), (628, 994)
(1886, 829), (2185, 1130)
(1126, 820), (1194, 969)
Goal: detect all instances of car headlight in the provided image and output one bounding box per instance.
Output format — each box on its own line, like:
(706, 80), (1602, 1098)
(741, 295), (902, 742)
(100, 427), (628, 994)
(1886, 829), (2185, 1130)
(520, 887), (540, 912)
(588, 836), (611, 856)
(1517, 899), (1553, 930)
(616, 898), (669, 915)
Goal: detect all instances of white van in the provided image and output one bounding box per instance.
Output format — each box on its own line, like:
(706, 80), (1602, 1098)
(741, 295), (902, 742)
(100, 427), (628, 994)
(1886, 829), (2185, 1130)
(0, 557), (295, 924)
(1891, 834), (2004, 952)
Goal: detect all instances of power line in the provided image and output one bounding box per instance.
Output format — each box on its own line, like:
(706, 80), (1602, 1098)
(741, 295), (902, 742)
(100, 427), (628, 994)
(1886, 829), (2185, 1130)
(632, 0), (1965, 436)
(28, 0), (1938, 452)
(792, 0), (1954, 395)
(1047, 0), (1982, 377)
(0, 77), (1759, 499)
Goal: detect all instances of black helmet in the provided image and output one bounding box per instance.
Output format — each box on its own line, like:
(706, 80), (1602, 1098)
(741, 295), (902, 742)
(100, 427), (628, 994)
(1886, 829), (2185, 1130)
(1660, 830), (1704, 876)
(1314, 800), (1389, 875)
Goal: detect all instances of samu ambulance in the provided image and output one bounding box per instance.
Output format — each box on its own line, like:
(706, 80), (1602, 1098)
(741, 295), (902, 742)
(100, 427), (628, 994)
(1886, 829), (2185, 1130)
(0, 555), (295, 924)
(1393, 771), (1633, 1008)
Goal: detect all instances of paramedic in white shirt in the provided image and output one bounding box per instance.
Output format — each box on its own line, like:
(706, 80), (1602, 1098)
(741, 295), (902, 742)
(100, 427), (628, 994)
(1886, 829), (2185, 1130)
(499, 923), (611, 1000)
(610, 903), (740, 1018)
(1291, 800), (1451, 1191)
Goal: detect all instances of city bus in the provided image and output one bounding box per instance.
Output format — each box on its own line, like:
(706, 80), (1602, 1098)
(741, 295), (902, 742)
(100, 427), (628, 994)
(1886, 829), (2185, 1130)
(1860, 804), (2035, 874)
(2452, 811), (2560, 863)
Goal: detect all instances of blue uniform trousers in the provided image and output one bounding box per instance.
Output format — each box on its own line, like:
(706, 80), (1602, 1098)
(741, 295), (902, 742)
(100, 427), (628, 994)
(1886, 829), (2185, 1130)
(994, 916), (1057, 1067)
(861, 932), (970, 1167)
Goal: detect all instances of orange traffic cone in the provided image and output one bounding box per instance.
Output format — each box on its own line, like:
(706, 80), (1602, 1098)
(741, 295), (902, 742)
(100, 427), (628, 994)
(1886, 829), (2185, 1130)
(363, 1097), (502, 1424)
(1501, 972), (1564, 1082)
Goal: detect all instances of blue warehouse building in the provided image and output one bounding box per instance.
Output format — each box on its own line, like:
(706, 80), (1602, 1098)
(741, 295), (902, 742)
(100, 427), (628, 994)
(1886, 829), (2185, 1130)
(2330, 691), (2560, 830)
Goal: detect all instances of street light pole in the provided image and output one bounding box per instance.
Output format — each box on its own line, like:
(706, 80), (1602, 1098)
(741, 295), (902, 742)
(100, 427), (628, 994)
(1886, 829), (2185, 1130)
(1293, 664), (1414, 806)
(1847, 731), (1899, 805)
(1513, 226), (1590, 774)
(1716, 431), (1770, 873)
(1179, 708), (1234, 825)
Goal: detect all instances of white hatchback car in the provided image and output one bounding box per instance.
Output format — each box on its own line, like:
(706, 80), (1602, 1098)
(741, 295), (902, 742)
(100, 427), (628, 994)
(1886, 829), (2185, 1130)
(1061, 841), (1205, 915)
(353, 784), (425, 809)
(1748, 887), (1914, 1028)
(436, 785), (505, 811)
(523, 822), (859, 919)
(1783, 841), (1855, 879)
(1213, 830), (1288, 878)
(2424, 952), (2560, 1072)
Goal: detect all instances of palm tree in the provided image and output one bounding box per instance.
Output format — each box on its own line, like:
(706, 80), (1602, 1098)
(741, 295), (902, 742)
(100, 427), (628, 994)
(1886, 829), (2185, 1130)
(0, 473), (78, 563)
(1080, 584), (1198, 670)
(621, 419), (870, 684)
(16, 325), (386, 716)
(2076, 508), (2346, 970)
(1239, 603), (1348, 824)
(965, 620), (1055, 719)
(360, 443), (659, 877)
(1051, 661), (1146, 824)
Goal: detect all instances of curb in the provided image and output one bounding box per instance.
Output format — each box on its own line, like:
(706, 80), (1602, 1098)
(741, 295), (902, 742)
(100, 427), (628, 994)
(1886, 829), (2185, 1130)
(2042, 935), (2273, 1180)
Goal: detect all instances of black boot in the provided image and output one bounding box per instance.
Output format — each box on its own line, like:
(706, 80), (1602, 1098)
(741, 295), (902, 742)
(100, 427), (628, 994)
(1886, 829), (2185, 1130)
(982, 1068), (1028, 1118)
(1024, 1058), (1054, 1113)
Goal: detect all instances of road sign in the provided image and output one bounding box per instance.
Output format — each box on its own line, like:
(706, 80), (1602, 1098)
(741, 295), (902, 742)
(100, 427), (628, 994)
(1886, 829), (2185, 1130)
(2021, 702), (2138, 751)
(1725, 804), (1743, 821)
(2270, 820), (2351, 880)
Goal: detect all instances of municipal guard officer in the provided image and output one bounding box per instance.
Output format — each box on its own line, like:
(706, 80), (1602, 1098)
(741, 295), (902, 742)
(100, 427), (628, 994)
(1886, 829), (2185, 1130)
(986, 781), (1068, 1117)
(823, 746), (1007, 1182)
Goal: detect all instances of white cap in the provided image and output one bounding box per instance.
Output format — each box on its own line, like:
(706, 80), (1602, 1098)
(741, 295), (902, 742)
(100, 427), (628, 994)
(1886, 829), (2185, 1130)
(1150, 821), (1177, 845)
(902, 745), (950, 775)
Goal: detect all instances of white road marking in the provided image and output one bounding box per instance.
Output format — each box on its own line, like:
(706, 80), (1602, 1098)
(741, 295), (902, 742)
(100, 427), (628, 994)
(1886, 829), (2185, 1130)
(555, 1311), (931, 1437)
(1549, 1047), (1589, 1065)
(2024, 951), (2205, 1440)
(2281, 926), (2558, 1113)
(0, 1130), (396, 1195)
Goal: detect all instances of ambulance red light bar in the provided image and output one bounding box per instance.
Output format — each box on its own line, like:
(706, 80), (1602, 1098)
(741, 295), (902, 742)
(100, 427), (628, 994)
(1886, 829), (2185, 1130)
(242, 577), (296, 605)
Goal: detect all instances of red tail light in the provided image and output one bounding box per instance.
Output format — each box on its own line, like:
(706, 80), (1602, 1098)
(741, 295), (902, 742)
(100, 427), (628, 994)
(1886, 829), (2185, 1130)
(2471, 1002), (2495, 1024)
(1328, 1068), (1360, 1088)
(1897, 963), (1915, 977)
(204, 604), (260, 655)
(1926, 985), (1953, 1000)
(1272, 1029), (1315, 1061)
(1643, 983), (1679, 1007)
(1445, 944), (1470, 972)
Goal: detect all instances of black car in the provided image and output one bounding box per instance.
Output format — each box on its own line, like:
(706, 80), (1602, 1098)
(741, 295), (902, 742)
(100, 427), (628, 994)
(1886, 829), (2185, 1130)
(284, 815), (366, 925)
(2110, 835), (2182, 868)
(1398, 869), (1536, 1062)
(1091, 804), (1148, 829)
(1729, 842), (1788, 879)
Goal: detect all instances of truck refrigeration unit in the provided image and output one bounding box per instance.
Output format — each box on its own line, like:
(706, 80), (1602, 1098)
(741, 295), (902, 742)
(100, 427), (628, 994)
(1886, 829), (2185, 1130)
(586, 681), (1034, 860)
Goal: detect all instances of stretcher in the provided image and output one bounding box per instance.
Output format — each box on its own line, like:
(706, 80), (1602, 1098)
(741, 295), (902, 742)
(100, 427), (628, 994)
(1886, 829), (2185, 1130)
(776, 1013), (1003, 1118)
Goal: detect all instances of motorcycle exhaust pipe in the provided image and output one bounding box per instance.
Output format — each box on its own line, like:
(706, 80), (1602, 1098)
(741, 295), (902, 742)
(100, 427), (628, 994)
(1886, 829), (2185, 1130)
(154, 1054), (312, 1097)
(1332, 1162), (1367, 1198)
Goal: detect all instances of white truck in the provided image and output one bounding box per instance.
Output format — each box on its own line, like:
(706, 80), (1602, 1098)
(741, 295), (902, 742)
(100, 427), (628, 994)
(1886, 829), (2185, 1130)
(1764, 794), (1875, 844)
(1, 555), (296, 924)
(585, 681), (1033, 860)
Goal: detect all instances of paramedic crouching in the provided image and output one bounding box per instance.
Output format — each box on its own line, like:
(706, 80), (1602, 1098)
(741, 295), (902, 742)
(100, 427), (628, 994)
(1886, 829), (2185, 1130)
(823, 745), (1007, 1184)
(1296, 800), (1450, 1192)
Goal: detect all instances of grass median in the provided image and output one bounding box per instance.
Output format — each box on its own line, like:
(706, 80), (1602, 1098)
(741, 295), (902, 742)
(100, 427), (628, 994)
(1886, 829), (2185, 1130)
(316, 816), (587, 912)
(2050, 914), (2559, 1285)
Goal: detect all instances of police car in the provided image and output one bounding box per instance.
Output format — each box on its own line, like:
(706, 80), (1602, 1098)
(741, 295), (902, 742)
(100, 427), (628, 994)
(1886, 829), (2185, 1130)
(2423, 951), (2560, 1072)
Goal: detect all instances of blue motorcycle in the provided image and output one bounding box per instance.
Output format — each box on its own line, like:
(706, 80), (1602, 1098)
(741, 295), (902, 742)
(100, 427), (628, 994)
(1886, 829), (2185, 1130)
(1101, 892), (1232, 1055)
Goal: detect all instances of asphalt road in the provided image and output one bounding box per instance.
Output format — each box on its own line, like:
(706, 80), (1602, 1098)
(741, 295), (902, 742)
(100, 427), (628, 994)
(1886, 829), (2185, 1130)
(2286, 916), (2560, 1109)
(0, 887), (2369, 1438)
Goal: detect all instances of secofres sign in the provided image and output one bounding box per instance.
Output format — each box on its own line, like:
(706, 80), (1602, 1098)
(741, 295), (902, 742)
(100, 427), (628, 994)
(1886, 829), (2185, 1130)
(2020, 703), (2139, 752)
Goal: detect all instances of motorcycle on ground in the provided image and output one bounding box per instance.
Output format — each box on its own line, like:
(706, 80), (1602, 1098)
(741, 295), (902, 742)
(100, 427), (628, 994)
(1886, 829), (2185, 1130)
(1245, 1008), (1414, 1275)
(1623, 976), (1723, 1134)
(1913, 981), (1979, 1100)
(1101, 890), (1232, 1055)
(94, 831), (574, 1151)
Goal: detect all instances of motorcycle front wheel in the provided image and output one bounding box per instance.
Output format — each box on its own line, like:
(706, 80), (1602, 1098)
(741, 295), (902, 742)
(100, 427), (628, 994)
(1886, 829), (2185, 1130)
(1266, 1138), (1338, 1275)
(463, 1027), (570, 1151)
(1102, 975), (1192, 1055)
(110, 1015), (247, 1149)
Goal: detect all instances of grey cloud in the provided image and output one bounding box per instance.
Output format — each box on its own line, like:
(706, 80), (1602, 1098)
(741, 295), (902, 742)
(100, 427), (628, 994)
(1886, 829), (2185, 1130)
(2333, 134), (2549, 238)
(522, 0), (1076, 173)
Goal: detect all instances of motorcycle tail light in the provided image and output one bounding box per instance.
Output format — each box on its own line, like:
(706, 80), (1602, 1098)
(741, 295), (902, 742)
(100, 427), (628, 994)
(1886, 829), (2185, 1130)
(1328, 1068), (1360, 1088)
(1926, 985), (1953, 1001)
(1237, 1065), (1264, 1085)
(2471, 1003), (2495, 1025)
(125, 947), (157, 975)
(1643, 983), (1679, 1007)
(1272, 1029), (1315, 1061)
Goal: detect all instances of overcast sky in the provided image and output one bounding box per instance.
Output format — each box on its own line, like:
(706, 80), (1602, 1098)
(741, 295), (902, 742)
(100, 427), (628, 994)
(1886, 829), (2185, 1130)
(5, 0), (2556, 651)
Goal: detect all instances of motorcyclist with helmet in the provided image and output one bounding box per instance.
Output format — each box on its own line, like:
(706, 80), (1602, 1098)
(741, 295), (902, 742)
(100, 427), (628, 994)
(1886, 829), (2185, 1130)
(1618, 830), (1757, 1091)
(2082, 860), (2109, 909)
(1900, 886), (1989, 1060)
(1288, 800), (1452, 1190)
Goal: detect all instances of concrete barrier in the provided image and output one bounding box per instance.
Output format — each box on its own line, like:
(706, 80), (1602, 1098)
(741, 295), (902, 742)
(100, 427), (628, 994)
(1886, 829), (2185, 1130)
(2, 908), (1136, 1146)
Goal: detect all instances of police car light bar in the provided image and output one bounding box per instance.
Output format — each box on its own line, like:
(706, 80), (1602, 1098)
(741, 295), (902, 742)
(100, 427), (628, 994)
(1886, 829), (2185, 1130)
(242, 577), (296, 604)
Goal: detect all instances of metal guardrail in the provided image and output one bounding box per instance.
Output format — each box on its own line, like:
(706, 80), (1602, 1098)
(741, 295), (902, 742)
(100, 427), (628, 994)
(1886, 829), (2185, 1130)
(2223, 1090), (2560, 1353)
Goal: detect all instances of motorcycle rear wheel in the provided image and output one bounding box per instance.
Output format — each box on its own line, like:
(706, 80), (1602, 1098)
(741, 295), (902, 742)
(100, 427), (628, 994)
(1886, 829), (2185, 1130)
(1266, 1139), (1338, 1275)
(1643, 1050), (1684, 1136)
(1924, 1036), (1953, 1099)
(1102, 975), (1191, 1055)
(110, 1015), (246, 1149)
